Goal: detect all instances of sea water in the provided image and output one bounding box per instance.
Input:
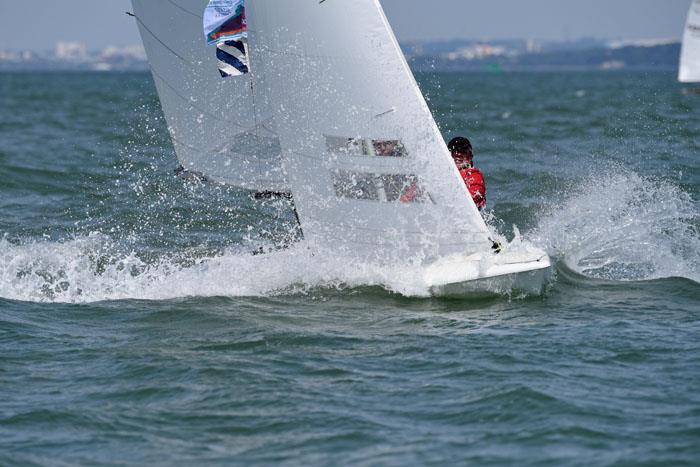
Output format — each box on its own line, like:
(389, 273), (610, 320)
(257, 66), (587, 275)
(0, 71), (698, 465)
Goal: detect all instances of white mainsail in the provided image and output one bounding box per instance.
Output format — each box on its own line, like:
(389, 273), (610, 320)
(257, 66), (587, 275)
(132, 0), (287, 191)
(680, 0), (700, 83)
(249, 0), (492, 263)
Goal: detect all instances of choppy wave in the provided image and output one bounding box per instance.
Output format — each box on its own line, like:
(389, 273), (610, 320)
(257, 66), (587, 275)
(531, 167), (700, 283)
(2, 166), (697, 303)
(0, 233), (436, 303)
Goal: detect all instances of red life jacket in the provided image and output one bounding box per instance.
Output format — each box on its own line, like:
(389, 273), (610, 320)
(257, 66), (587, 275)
(459, 167), (486, 209)
(399, 182), (419, 203)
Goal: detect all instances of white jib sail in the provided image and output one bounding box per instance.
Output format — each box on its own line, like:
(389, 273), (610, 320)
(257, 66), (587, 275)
(131, 0), (287, 191)
(680, 0), (700, 83)
(249, 0), (493, 263)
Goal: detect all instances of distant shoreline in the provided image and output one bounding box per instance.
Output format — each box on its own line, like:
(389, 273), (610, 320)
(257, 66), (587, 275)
(0, 67), (678, 73)
(0, 40), (680, 74)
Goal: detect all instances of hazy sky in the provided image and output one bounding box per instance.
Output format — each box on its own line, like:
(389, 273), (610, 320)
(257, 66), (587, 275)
(0, 0), (692, 50)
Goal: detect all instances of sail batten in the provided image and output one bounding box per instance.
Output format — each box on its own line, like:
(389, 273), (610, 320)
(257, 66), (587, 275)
(680, 0), (700, 83)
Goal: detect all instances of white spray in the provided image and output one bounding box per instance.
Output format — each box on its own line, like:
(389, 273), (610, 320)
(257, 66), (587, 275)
(531, 168), (699, 283)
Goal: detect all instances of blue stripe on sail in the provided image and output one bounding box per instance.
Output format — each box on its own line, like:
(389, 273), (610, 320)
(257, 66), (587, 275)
(216, 41), (248, 76)
(217, 51), (248, 75)
(225, 40), (246, 55)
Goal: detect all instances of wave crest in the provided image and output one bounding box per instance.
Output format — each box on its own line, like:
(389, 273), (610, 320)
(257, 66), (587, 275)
(531, 168), (699, 283)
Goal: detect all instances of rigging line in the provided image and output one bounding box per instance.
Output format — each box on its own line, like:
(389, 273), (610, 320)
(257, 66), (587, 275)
(149, 67), (249, 128)
(169, 132), (271, 165)
(132, 15), (188, 63)
(169, 135), (285, 184)
(164, 0), (203, 19)
(247, 55), (262, 175)
(150, 68), (204, 113)
(171, 141), (286, 186)
(170, 134), (204, 153)
(252, 82), (263, 177)
(244, 31), (261, 174)
(161, 0), (260, 30)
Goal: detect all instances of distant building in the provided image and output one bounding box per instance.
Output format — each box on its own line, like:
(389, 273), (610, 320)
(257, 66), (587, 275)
(98, 45), (147, 62)
(55, 42), (88, 61)
(608, 38), (677, 50)
(0, 50), (18, 61)
(526, 39), (542, 54)
(446, 43), (510, 61)
(0, 50), (36, 62)
(1, 38), (680, 72)
(94, 45), (148, 71)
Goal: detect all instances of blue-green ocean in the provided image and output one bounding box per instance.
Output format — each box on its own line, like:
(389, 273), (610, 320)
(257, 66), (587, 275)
(0, 70), (698, 466)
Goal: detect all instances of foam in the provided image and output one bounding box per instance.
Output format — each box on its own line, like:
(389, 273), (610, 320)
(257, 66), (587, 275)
(0, 232), (436, 303)
(531, 167), (699, 283)
(6, 166), (691, 303)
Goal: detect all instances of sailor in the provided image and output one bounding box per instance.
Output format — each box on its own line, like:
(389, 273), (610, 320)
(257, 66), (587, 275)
(373, 140), (399, 157)
(448, 136), (486, 210)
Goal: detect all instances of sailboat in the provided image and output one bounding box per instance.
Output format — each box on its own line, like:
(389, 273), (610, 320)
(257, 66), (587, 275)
(680, 0), (700, 92)
(130, 0), (551, 296)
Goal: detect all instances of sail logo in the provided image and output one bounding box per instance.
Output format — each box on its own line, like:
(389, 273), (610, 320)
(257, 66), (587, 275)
(217, 40), (249, 77)
(203, 0), (247, 45)
(204, 0), (249, 77)
(211, 0), (234, 16)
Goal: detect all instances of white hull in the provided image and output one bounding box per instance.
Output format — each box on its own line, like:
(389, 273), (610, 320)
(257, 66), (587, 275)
(424, 248), (552, 297)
